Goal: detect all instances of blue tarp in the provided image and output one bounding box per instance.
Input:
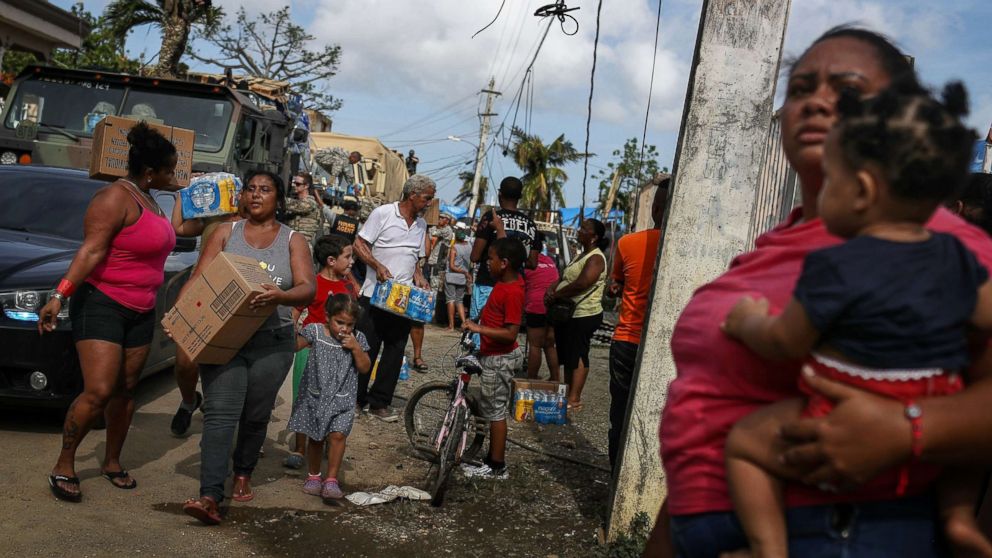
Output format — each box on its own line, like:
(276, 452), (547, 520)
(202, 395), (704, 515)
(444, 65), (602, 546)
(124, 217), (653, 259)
(559, 207), (624, 227)
(441, 203), (468, 219)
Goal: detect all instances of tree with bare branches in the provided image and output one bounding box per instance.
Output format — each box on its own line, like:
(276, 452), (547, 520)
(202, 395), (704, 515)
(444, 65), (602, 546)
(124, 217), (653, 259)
(104, 0), (222, 78)
(189, 6), (343, 112)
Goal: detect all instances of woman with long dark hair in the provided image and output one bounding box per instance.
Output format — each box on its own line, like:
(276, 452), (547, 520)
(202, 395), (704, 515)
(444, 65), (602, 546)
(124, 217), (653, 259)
(39, 123), (178, 502)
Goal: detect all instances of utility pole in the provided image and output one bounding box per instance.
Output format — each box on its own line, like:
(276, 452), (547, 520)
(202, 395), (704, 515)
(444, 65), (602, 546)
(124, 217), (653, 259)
(470, 77), (500, 219)
(606, 0), (791, 540)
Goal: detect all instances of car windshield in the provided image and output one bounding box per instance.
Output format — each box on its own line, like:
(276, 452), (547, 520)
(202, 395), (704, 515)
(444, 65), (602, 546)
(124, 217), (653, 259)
(3, 77), (125, 136)
(122, 90), (232, 152)
(0, 170), (183, 241)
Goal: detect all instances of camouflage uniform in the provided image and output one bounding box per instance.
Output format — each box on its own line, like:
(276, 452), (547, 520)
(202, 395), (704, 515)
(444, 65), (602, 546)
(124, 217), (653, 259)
(284, 197), (323, 243)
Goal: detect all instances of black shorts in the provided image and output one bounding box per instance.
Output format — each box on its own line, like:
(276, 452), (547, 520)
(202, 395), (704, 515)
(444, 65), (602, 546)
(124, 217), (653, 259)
(525, 312), (547, 329)
(69, 283), (155, 348)
(553, 312), (603, 371)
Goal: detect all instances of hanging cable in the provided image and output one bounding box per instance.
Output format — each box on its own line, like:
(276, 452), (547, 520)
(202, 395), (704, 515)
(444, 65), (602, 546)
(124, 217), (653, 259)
(534, 1), (581, 36)
(635, 0), (665, 194)
(472, 0), (508, 38)
(579, 0), (604, 218)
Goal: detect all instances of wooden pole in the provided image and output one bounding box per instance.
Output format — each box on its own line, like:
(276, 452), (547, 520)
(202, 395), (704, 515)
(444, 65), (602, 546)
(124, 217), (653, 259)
(606, 0), (791, 540)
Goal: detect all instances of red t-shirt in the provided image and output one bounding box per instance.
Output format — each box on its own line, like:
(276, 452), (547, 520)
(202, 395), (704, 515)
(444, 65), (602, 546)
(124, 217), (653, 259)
(300, 274), (357, 326)
(479, 276), (525, 356)
(660, 207), (992, 516)
(612, 229), (661, 344)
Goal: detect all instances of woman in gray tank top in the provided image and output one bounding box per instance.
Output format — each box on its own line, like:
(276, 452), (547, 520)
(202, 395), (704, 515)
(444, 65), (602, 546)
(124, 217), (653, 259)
(179, 170), (316, 525)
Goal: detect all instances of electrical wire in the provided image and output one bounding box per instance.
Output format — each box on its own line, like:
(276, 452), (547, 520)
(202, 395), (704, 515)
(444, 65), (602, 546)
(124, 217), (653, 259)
(472, 0), (508, 38)
(579, 0), (604, 217)
(635, 0), (665, 189)
(379, 93), (478, 139)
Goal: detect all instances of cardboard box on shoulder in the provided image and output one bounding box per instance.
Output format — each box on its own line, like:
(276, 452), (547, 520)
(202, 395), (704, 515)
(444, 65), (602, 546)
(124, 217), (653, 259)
(162, 252), (276, 364)
(512, 379), (568, 424)
(89, 115), (194, 187)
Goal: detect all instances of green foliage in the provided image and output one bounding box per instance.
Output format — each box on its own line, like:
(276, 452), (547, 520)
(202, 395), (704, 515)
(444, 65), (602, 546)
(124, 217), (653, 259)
(104, 0), (223, 78)
(2, 3), (141, 78)
(594, 138), (667, 216)
(606, 511), (652, 558)
(189, 6), (343, 112)
(454, 171), (487, 208)
(509, 126), (588, 211)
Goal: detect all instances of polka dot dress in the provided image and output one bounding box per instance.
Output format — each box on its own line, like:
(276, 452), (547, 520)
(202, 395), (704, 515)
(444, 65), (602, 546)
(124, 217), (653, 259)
(288, 324), (369, 439)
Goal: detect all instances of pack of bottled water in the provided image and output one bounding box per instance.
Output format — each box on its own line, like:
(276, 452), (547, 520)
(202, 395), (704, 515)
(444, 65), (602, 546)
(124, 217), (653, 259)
(370, 279), (435, 323)
(513, 387), (567, 425)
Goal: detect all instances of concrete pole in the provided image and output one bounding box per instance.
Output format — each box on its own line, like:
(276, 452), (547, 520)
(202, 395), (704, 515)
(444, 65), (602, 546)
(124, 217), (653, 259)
(469, 77), (500, 219)
(606, 0), (791, 539)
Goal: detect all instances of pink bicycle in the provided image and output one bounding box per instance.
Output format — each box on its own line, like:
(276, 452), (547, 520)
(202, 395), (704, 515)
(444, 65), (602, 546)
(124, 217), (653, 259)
(404, 351), (487, 506)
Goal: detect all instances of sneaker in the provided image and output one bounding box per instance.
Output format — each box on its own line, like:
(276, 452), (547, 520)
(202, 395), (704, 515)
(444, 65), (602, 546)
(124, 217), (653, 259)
(369, 407), (399, 423)
(303, 474), (323, 495)
(170, 392), (202, 437)
(460, 462), (508, 480)
(283, 452), (305, 470)
(321, 478), (344, 500)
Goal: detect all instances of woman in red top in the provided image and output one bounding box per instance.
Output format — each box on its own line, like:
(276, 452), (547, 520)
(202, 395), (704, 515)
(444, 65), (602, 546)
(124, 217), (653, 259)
(37, 123), (178, 502)
(653, 27), (992, 557)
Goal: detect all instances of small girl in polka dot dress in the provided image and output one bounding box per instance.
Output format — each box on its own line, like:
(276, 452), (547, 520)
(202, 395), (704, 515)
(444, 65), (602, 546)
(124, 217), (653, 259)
(288, 294), (371, 501)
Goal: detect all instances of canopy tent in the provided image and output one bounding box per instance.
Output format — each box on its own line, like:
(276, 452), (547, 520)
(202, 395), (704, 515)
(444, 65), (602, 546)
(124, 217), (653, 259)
(310, 132), (408, 201)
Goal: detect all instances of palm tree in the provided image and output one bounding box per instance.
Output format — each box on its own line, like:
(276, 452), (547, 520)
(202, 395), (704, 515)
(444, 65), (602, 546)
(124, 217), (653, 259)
(104, 0), (223, 78)
(454, 171), (487, 209)
(509, 126), (587, 211)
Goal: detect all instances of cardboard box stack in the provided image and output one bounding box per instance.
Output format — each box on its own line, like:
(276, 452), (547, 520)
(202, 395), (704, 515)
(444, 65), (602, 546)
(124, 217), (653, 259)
(162, 253), (276, 364)
(89, 115), (195, 187)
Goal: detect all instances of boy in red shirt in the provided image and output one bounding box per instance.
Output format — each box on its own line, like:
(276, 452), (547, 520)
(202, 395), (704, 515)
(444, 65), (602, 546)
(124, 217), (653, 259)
(461, 237), (526, 479)
(284, 235), (359, 469)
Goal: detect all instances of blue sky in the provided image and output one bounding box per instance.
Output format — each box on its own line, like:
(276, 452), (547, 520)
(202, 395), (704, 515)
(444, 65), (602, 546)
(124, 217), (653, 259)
(53, 0), (992, 208)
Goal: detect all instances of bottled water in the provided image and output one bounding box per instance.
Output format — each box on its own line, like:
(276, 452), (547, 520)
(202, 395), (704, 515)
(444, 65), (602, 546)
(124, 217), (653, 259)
(399, 356), (410, 381)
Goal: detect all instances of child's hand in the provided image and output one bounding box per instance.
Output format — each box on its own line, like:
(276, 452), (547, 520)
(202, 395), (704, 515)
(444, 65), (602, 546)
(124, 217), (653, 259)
(462, 320), (480, 333)
(721, 296), (770, 338)
(340, 332), (360, 352)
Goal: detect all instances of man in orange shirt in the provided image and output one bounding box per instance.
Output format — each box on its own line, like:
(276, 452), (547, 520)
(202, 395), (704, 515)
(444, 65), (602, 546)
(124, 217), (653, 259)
(605, 177), (669, 471)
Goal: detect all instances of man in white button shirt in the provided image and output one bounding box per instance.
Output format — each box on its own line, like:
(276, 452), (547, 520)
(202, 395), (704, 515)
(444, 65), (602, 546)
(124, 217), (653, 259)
(354, 175), (434, 421)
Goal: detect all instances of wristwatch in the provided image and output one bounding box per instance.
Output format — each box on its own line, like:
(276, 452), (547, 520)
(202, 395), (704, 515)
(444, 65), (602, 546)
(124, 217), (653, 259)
(50, 291), (67, 305)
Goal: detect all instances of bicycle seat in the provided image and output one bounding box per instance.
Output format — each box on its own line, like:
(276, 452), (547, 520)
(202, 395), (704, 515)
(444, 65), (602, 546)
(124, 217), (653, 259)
(455, 354), (483, 375)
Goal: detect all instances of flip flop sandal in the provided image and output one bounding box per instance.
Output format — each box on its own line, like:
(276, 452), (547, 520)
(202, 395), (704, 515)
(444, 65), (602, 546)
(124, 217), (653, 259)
(413, 359), (429, 372)
(101, 470), (137, 490)
(232, 475), (254, 502)
(183, 497), (222, 525)
(49, 474), (82, 502)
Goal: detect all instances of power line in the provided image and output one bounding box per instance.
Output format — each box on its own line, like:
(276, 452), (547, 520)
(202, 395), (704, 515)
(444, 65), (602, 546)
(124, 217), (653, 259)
(635, 0), (665, 189)
(579, 0), (604, 217)
(379, 93), (478, 139)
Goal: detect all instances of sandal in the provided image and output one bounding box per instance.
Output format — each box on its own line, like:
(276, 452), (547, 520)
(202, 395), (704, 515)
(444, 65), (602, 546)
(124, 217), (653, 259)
(183, 496), (222, 525)
(48, 474), (82, 502)
(101, 469), (137, 490)
(412, 359), (429, 372)
(567, 401), (584, 413)
(232, 474), (254, 502)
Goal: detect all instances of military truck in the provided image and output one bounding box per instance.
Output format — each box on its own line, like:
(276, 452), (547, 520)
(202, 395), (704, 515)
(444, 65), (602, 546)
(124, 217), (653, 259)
(0, 65), (304, 180)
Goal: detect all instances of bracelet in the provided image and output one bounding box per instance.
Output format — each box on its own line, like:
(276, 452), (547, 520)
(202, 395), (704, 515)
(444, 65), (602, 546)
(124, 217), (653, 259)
(56, 278), (75, 297)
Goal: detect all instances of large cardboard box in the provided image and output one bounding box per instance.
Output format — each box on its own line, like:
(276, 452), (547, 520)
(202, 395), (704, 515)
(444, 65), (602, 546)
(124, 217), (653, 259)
(162, 252), (276, 364)
(89, 115), (195, 187)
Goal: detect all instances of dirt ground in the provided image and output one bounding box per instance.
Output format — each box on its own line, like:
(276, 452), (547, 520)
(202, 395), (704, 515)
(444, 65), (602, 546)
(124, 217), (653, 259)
(0, 325), (619, 557)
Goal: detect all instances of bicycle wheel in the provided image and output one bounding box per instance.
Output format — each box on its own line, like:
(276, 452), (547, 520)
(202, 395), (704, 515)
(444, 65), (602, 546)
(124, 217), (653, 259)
(405, 382), (486, 462)
(428, 406), (466, 507)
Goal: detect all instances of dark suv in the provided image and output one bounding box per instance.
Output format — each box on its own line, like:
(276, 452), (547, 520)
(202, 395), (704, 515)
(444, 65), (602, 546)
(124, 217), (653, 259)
(0, 165), (196, 408)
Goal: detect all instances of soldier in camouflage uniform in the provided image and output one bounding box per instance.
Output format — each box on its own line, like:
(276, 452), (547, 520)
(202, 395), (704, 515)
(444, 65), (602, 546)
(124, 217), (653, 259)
(284, 172), (324, 243)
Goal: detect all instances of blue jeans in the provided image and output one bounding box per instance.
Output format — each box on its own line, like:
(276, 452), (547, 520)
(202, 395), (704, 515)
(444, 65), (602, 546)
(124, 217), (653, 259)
(671, 495), (943, 558)
(198, 326), (294, 502)
(469, 284), (494, 348)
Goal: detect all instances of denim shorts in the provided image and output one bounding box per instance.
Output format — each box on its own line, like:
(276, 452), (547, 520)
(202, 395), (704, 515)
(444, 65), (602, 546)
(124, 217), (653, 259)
(671, 494), (943, 558)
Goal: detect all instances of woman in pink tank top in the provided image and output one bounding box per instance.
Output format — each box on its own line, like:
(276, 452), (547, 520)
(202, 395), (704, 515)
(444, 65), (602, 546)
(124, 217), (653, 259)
(37, 122), (178, 502)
